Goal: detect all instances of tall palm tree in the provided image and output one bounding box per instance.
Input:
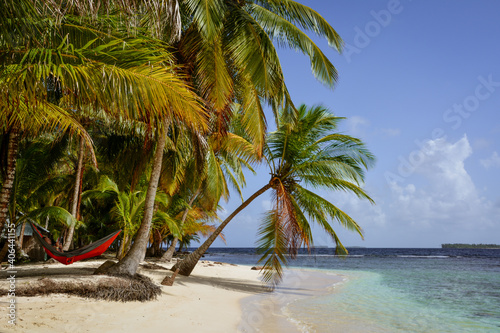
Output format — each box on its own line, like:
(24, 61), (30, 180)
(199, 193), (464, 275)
(174, 0), (344, 154)
(160, 111), (258, 261)
(0, 1), (208, 272)
(156, 0), (344, 263)
(0, 135), (71, 261)
(82, 175), (181, 259)
(172, 105), (375, 286)
(105, 0), (344, 276)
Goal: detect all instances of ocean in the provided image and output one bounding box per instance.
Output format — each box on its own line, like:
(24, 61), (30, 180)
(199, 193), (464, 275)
(199, 247), (500, 332)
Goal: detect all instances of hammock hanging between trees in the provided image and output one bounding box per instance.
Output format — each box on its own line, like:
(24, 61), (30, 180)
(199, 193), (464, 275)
(30, 222), (121, 265)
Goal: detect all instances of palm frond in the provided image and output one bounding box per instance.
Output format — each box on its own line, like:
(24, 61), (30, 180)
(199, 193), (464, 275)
(255, 0), (343, 51)
(250, 4), (339, 88)
(21, 206), (78, 228)
(153, 211), (181, 238)
(184, 0), (226, 40)
(256, 210), (288, 288)
(293, 185), (365, 238)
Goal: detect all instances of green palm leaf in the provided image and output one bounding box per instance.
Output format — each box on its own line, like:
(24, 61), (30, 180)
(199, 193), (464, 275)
(20, 206), (78, 228)
(256, 104), (374, 286)
(250, 4), (339, 88)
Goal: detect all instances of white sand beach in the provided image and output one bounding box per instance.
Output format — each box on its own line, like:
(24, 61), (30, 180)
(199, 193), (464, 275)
(239, 269), (345, 332)
(0, 259), (267, 333)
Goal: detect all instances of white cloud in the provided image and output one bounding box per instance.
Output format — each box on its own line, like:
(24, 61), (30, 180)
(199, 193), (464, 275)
(327, 190), (387, 228)
(345, 116), (370, 137)
(388, 136), (499, 230)
(480, 151), (500, 169)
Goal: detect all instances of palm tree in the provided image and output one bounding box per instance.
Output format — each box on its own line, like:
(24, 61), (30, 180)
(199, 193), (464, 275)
(160, 111), (258, 262)
(0, 135), (64, 261)
(172, 105), (375, 286)
(159, 0), (345, 261)
(104, 0), (344, 276)
(82, 175), (181, 259)
(1, 1), (208, 273)
(174, 0), (344, 154)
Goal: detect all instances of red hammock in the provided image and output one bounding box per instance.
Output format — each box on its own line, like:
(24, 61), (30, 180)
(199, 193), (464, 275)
(30, 222), (121, 265)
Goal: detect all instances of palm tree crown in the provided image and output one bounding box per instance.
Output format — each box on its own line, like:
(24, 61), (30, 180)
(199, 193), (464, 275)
(171, 104), (375, 286)
(175, 0), (344, 154)
(258, 104), (375, 285)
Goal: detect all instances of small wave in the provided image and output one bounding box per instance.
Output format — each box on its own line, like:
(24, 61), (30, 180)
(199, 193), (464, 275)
(290, 254), (365, 257)
(282, 303), (313, 333)
(397, 255), (449, 258)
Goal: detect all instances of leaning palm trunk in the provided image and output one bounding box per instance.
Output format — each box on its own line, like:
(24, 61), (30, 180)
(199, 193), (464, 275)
(104, 122), (168, 276)
(161, 189), (201, 262)
(162, 234), (179, 262)
(0, 129), (19, 233)
(170, 183), (271, 277)
(63, 137), (85, 251)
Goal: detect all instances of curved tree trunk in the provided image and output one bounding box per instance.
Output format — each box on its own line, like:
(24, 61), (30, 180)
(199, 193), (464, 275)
(171, 183), (271, 276)
(63, 137), (85, 251)
(162, 237), (179, 261)
(0, 129), (19, 233)
(105, 122), (168, 276)
(161, 188), (201, 262)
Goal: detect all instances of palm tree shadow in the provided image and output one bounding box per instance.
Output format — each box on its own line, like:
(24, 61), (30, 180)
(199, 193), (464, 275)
(173, 274), (270, 295)
(171, 274), (315, 297)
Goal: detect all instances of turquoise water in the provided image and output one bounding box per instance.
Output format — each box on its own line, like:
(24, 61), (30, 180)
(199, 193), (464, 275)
(205, 248), (500, 332)
(288, 270), (498, 332)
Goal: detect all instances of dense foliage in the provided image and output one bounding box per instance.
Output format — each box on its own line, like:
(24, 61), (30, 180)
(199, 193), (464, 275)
(1, 0), (374, 287)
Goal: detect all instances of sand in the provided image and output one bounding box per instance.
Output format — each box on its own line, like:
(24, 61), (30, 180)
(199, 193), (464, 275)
(239, 269), (345, 332)
(0, 258), (267, 333)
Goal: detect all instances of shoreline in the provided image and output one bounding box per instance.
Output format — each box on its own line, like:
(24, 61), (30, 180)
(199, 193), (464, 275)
(239, 268), (346, 332)
(0, 258), (267, 332)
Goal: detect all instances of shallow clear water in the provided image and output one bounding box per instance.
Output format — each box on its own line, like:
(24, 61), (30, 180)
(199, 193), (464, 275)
(201, 248), (500, 332)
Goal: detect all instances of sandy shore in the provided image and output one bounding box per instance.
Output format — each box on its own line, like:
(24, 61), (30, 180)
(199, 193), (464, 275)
(239, 269), (345, 332)
(0, 259), (267, 333)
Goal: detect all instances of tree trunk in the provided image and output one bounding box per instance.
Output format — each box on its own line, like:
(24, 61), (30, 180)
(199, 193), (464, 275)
(0, 241), (9, 262)
(163, 237), (179, 260)
(0, 129), (19, 234)
(104, 122), (168, 276)
(63, 137), (85, 251)
(117, 233), (130, 260)
(115, 238), (121, 258)
(171, 183), (271, 276)
(160, 189), (201, 262)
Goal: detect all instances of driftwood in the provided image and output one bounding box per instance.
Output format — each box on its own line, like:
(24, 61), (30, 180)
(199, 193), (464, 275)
(161, 268), (180, 286)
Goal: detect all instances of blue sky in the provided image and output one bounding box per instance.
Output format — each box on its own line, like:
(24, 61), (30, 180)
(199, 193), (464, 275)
(212, 0), (500, 248)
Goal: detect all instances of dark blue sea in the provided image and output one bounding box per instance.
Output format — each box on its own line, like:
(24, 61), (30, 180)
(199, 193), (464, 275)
(197, 247), (500, 332)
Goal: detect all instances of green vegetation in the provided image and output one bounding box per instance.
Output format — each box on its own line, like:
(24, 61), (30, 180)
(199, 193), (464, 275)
(441, 244), (500, 249)
(172, 105), (374, 285)
(1, 0), (374, 288)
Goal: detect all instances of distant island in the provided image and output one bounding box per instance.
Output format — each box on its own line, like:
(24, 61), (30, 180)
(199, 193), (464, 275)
(441, 243), (500, 249)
